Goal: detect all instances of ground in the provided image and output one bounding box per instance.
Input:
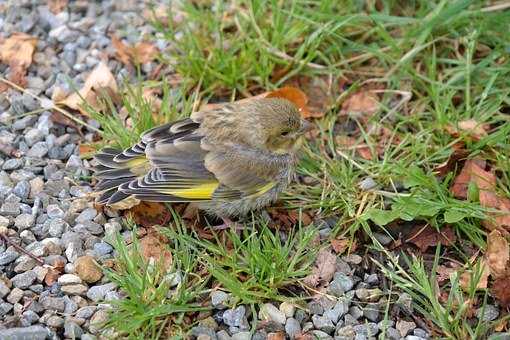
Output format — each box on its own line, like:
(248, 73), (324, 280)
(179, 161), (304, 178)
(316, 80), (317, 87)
(0, 1), (509, 340)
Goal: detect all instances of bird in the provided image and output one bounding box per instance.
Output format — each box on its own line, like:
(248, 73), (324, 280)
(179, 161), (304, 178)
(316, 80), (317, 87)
(93, 97), (311, 227)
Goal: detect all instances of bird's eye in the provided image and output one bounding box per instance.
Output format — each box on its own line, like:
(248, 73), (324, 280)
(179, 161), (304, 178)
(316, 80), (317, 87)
(280, 131), (290, 137)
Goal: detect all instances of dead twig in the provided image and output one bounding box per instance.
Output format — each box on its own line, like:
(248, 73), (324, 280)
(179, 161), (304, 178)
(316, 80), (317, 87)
(0, 232), (44, 266)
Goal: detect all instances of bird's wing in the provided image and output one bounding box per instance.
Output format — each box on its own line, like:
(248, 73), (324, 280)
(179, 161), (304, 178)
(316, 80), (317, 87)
(203, 147), (284, 200)
(117, 118), (223, 202)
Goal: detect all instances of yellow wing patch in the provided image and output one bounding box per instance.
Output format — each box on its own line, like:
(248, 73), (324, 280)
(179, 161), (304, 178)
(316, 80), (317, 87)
(250, 182), (276, 197)
(161, 182), (219, 200)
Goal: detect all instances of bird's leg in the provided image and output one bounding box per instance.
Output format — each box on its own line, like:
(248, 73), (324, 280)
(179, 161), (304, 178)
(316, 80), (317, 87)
(212, 217), (245, 231)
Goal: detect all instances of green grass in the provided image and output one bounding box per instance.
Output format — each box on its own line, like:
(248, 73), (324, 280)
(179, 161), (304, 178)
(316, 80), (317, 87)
(85, 0), (510, 338)
(103, 224), (210, 339)
(162, 214), (318, 305)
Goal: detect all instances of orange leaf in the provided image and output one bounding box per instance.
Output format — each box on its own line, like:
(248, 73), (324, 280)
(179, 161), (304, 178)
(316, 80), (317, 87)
(341, 91), (379, 118)
(445, 119), (489, 141)
(492, 274), (510, 307)
(139, 234), (172, 268)
(406, 225), (456, 252)
(0, 33), (37, 92)
(303, 248), (336, 287)
(486, 230), (509, 278)
(459, 260), (490, 291)
(266, 86), (312, 119)
(331, 238), (350, 254)
(111, 35), (159, 67)
(126, 201), (172, 228)
(78, 144), (96, 157)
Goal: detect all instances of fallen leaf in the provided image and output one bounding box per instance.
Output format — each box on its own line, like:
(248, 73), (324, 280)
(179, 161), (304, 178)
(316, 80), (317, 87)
(303, 248), (336, 287)
(406, 225), (456, 252)
(44, 269), (60, 286)
(492, 274), (510, 307)
(47, 0), (68, 14)
(445, 119), (489, 141)
(451, 159), (510, 230)
(0, 33), (38, 91)
(58, 62), (118, 116)
(459, 259), (490, 291)
(266, 86), (312, 119)
(336, 135), (373, 160)
(111, 35), (159, 67)
(139, 234), (173, 268)
(331, 238), (350, 254)
(434, 143), (468, 177)
(78, 144), (96, 157)
(341, 90), (379, 118)
(126, 201), (172, 228)
(436, 264), (459, 284)
(486, 230), (509, 278)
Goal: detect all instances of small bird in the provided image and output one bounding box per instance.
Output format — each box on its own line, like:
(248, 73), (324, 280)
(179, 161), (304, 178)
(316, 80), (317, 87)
(93, 97), (311, 226)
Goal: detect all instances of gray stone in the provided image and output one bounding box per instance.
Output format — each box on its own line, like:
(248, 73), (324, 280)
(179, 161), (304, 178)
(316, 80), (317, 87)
(348, 306), (363, 320)
(231, 332), (251, 340)
(477, 305), (499, 321)
(285, 318), (301, 339)
(48, 218), (67, 237)
(93, 242), (112, 256)
(47, 204), (64, 219)
(223, 306), (247, 327)
(27, 142), (49, 158)
(14, 214), (36, 230)
(211, 290), (230, 309)
(75, 208), (97, 223)
(2, 158), (22, 170)
(86, 283), (117, 302)
(21, 310), (40, 326)
(81, 334), (97, 340)
(14, 255), (38, 272)
(76, 306), (96, 319)
(12, 270), (37, 289)
(260, 303), (286, 324)
(1, 202), (20, 216)
(46, 315), (65, 327)
(343, 255), (362, 265)
(7, 287), (24, 304)
(396, 320), (416, 337)
(308, 301), (324, 315)
(0, 325), (49, 340)
(13, 181), (30, 199)
(217, 330), (232, 340)
(413, 328), (429, 338)
(191, 326), (217, 339)
(58, 274), (82, 285)
(324, 299), (349, 324)
(353, 323), (378, 337)
(312, 314), (335, 334)
(41, 296), (66, 312)
(384, 327), (401, 340)
(363, 303), (380, 322)
(329, 272), (354, 296)
(311, 330), (332, 339)
(0, 302), (13, 317)
(0, 249), (20, 265)
(64, 320), (84, 339)
(358, 177), (377, 191)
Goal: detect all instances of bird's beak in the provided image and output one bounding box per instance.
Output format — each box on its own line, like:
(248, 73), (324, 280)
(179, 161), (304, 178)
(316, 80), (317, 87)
(299, 120), (313, 134)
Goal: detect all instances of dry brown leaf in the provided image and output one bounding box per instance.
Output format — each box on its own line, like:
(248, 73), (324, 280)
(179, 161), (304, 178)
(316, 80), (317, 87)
(445, 119), (489, 141)
(139, 234), (172, 268)
(47, 0), (68, 14)
(0, 33), (38, 91)
(436, 264), (458, 284)
(450, 159), (488, 199)
(303, 248), (336, 287)
(336, 135), (373, 160)
(111, 35), (159, 67)
(459, 260), (490, 291)
(492, 274), (510, 307)
(406, 225), (456, 253)
(58, 62), (118, 116)
(78, 144), (96, 157)
(451, 159), (510, 230)
(111, 35), (132, 67)
(331, 238), (350, 254)
(486, 230), (509, 278)
(434, 144), (468, 177)
(267, 332), (285, 340)
(126, 201), (172, 228)
(341, 91), (379, 118)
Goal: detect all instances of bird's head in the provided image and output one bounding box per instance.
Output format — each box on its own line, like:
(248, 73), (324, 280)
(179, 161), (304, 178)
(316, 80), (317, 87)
(245, 98), (312, 154)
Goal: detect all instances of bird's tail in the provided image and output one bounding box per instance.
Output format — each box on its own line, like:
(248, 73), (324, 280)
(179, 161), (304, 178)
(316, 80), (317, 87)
(93, 147), (150, 205)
